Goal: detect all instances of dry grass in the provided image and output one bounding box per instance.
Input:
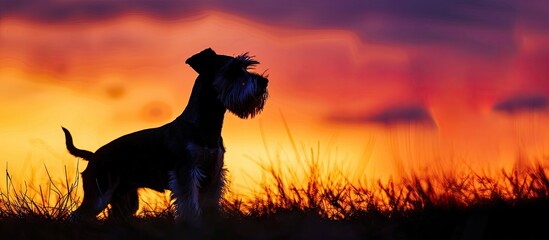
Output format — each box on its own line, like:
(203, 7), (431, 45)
(0, 164), (80, 221)
(1, 144), (548, 239)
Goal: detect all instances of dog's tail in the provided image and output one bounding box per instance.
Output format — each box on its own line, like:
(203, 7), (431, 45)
(61, 127), (94, 161)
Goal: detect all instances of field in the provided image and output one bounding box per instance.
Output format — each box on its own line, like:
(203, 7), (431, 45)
(1, 151), (548, 240)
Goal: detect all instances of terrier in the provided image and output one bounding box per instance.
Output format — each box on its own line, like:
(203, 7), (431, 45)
(62, 48), (268, 226)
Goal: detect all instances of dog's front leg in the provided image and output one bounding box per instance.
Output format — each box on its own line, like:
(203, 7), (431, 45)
(169, 161), (205, 227)
(199, 147), (227, 223)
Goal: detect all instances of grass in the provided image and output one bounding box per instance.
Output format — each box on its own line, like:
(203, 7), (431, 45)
(1, 151), (548, 240)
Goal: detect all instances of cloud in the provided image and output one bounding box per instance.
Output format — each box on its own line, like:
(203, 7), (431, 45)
(493, 94), (548, 114)
(329, 105), (436, 127)
(4, 0), (549, 56)
(3, 0), (200, 22)
(140, 101), (173, 123)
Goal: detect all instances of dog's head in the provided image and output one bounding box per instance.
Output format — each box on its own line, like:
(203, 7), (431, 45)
(186, 48), (269, 119)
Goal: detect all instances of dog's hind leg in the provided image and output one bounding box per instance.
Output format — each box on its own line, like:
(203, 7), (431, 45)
(69, 177), (116, 222)
(108, 188), (139, 221)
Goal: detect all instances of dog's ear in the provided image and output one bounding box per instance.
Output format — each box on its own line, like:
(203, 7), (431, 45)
(186, 48), (218, 74)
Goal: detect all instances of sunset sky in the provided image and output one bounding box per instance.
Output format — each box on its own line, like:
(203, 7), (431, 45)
(2, 0), (549, 196)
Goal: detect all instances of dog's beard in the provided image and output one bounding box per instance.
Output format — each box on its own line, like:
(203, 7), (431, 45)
(217, 73), (268, 119)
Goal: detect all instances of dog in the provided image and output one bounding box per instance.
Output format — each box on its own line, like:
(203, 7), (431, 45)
(62, 48), (268, 226)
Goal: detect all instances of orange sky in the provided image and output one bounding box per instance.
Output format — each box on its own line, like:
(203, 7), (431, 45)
(1, 7), (549, 199)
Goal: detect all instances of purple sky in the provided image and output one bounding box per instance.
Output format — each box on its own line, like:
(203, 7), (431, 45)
(4, 0), (549, 56)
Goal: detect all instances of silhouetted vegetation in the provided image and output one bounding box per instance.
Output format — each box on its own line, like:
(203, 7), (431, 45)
(1, 151), (548, 240)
